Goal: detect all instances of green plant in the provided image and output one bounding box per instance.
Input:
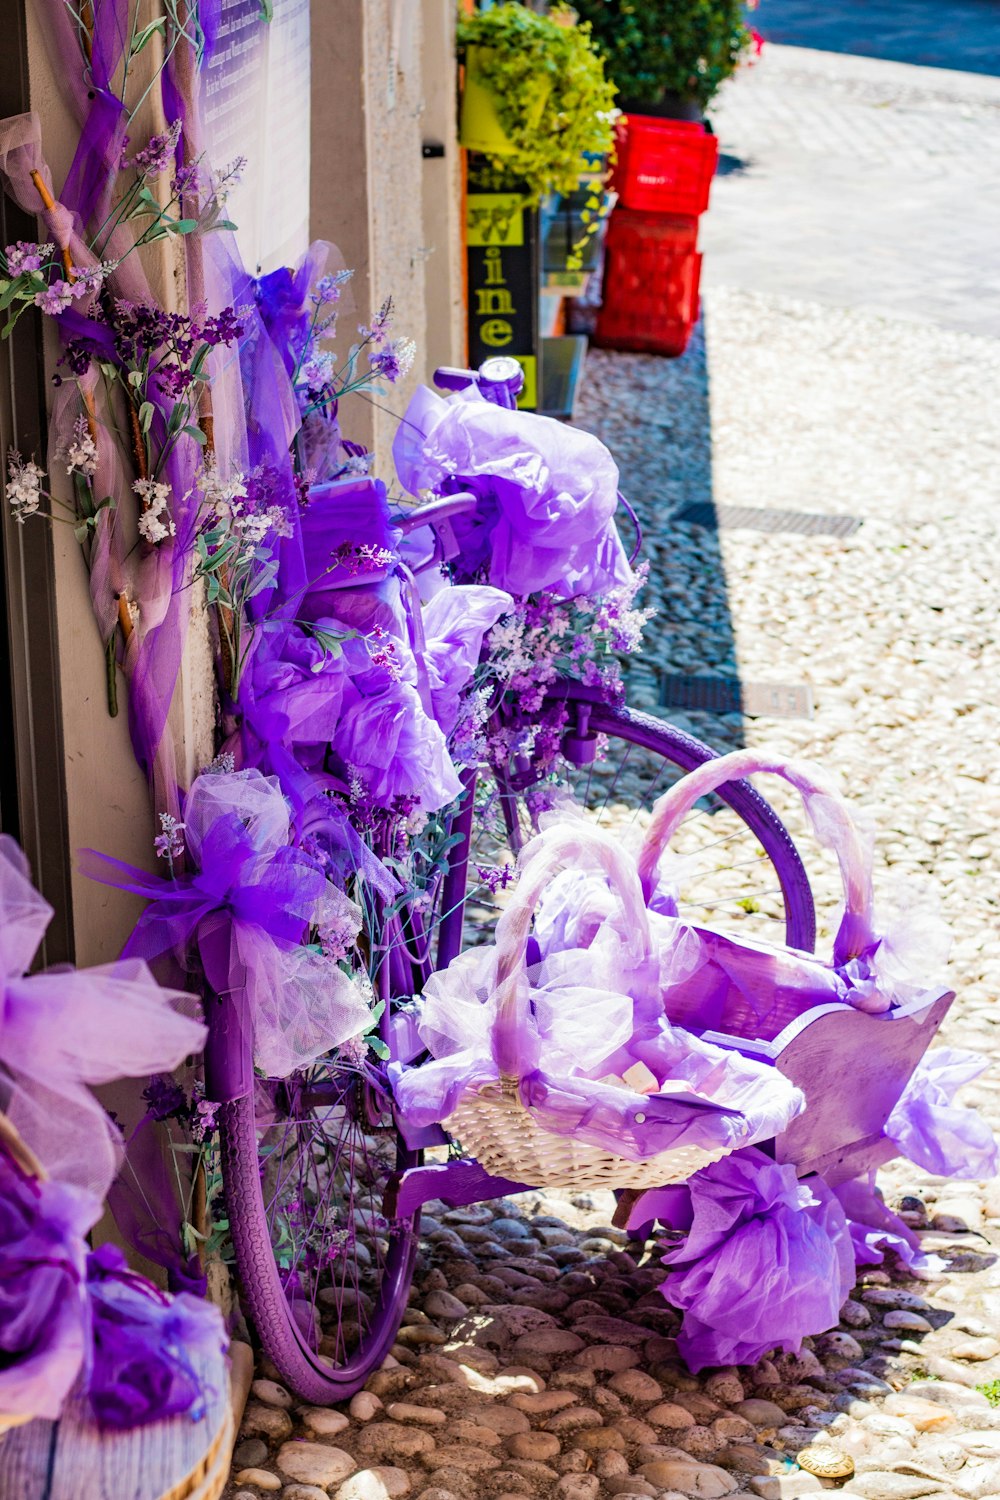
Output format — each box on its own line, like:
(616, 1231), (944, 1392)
(572, 0), (753, 111)
(977, 1379), (1000, 1407)
(457, 3), (616, 202)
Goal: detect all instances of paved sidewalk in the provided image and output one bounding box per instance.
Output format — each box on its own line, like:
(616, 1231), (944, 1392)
(755, 0), (1000, 76)
(700, 45), (1000, 336)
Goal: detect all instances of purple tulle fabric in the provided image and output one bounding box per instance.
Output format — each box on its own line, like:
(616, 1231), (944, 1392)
(241, 573), (511, 814)
(653, 1148), (855, 1370)
(393, 823), (804, 1161)
(885, 1047), (999, 1180)
(0, 835), (225, 1425)
(833, 1173), (946, 1280)
(393, 385), (633, 599)
(81, 771), (372, 1078)
(528, 752), (955, 1057)
(0, 1138), (92, 1420)
(0, 836), (204, 1199)
(86, 1244), (227, 1430)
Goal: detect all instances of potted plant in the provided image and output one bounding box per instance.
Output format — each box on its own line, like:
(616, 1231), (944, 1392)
(457, 3), (617, 202)
(572, 0), (754, 120)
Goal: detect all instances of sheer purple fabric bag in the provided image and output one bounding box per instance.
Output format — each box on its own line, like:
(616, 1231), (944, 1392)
(393, 821), (804, 1165)
(81, 770), (372, 1078)
(0, 836), (204, 1200)
(393, 385), (633, 599)
(639, 1148), (855, 1371)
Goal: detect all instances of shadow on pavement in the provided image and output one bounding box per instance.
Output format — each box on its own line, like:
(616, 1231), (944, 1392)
(756, 0), (1000, 76)
(576, 309), (746, 750)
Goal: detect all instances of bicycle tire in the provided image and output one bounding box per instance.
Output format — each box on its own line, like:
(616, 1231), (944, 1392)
(219, 958), (421, 1405)
(437, 686), (816, 971)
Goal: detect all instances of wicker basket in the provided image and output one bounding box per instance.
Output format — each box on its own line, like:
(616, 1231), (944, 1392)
(442, 825), (736, 1191)
(445, 1078), (726, 1191)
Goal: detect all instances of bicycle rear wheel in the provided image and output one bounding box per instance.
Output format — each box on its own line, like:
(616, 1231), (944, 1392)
(437, 686), (816, 970)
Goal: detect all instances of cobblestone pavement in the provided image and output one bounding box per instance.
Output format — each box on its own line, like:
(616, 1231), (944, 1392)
(224, 43), (1000, 1500)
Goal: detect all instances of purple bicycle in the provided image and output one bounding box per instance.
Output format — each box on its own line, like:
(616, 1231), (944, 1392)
(213, 357), (817, 1403)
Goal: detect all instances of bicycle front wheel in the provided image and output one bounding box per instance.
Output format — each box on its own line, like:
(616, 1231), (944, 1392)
(447, 686), (816, 968)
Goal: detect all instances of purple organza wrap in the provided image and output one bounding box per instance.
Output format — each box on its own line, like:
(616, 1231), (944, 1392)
(651, 1148), (855, 1370)
(0, 1138), (92, 1420)
(86, 1244), (227, 1430)
(393, 823), (804, 1161)
(241, 577), (511, 815)
(833, 1173), (946, 1280)
(885, 1046), (998, 1179)
(533, 751), (955, 1048)
(82, 770), (371, 1078)
(0, 836), (204, 1199)
(393, 385), (633, 599)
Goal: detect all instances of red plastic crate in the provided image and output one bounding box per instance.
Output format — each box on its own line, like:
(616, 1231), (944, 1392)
(612, 115), (719, 216)
(594, 209), (702, 357)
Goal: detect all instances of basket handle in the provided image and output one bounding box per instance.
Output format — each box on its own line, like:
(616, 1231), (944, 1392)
(490, 823), (653, 1082)
(636, 749), (878, 965)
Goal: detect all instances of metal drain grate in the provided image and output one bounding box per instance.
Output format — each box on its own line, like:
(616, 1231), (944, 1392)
(673, 503), (861, 538)
(661, 675), (814, 720)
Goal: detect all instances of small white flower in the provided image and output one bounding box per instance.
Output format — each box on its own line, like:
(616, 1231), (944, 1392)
(5, 450), (44, 523)
(300, 350), (335, 390)
(265, 505), (294, 539)
(199, 461), (248, 516)
(154, 812), (185, 862)
(134, 477), (176, 545)
(233, 510), (272, 544)
(62, 414), (98, 477)
(203, 750), (236, 775)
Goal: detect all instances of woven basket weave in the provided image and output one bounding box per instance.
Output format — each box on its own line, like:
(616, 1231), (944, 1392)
(445, 1078), (726, 1191)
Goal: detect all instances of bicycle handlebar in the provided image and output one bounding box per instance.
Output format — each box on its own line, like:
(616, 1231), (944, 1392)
(407, 359), (642, 570)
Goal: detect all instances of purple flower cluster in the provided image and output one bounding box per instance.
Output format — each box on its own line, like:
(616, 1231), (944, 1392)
(142, 1075), (187, 1121)
(108, 300), (249, 398)
(3, 239), (55, 273)
(126, 120), (182, 179)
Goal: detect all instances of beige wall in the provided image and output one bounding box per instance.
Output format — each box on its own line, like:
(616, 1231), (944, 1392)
(311, 0), (463, 471)
(24, 10), (217, 968)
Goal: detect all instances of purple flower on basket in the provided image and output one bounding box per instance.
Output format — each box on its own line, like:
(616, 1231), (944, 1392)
(34, 280), (76, 316)
(86, 1242), (227, 1429)
(4, 239), (54, 273)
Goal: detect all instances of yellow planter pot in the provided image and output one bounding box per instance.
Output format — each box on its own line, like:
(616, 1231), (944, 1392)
(460, 48), (515, 154)
(459, 47), (553, 156)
